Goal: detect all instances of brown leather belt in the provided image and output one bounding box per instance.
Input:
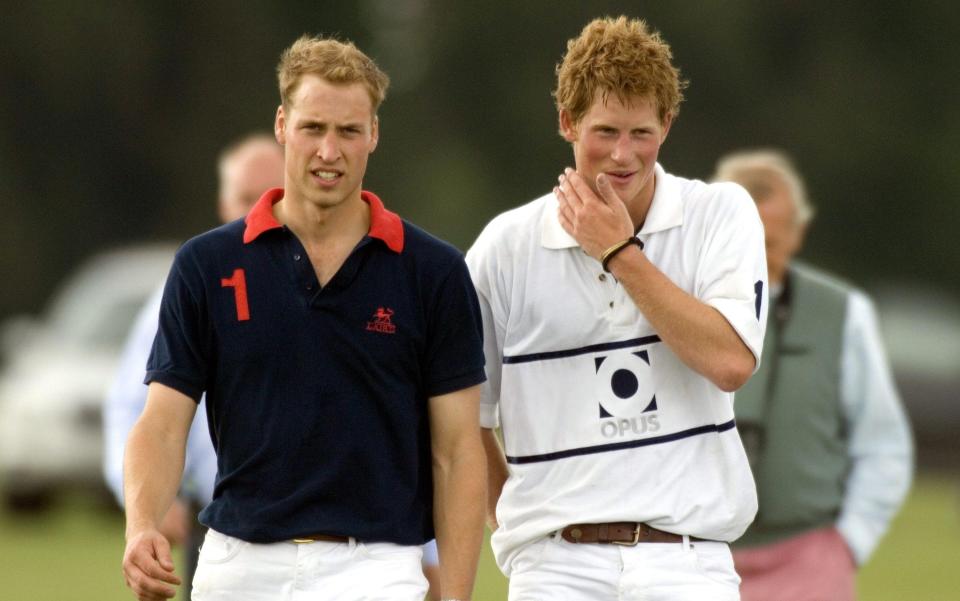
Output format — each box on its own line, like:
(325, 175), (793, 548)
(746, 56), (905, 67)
(560, 522), (707, 545)
(291, 533), (351, 544)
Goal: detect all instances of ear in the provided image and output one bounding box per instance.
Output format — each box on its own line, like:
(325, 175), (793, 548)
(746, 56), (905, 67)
(559, 109), (578, 142)
(369, 115), (379, 154)
(274, 105), (286, 145)
(659, 112), (674, 143)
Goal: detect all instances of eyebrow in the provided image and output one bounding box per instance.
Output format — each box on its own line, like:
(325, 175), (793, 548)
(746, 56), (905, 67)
(590, 124), (653, 132)
(298, 119), (366, 129)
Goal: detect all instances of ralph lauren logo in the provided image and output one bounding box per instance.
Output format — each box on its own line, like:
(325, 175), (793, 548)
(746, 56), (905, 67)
(366, 307), (396, 334)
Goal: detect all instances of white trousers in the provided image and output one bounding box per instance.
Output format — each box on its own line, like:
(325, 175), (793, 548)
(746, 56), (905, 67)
(191, 529), (428, 601)
(508, 533), (740, 601)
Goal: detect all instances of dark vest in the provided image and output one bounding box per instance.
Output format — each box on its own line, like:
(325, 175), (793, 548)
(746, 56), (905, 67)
(734, 262), (852, 548)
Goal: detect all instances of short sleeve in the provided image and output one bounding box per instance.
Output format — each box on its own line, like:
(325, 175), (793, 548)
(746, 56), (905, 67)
(422, 257), (487, 397)
(145, 251), (209, 401)
(465, 226), (508, 429)
(698, 184), (769, 371)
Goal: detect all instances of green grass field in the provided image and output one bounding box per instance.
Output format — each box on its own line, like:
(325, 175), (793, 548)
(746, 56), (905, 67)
(0, 472), (955, 600)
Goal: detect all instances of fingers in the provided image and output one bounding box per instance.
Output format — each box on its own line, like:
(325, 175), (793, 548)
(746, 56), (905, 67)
(123, 532), (181, 601)
(558, 167), (596, 209)
(562, 168), (600, 206)
(152, 536), (178, 574)
(555, 167), (606, 241)
(555, 170), (583, 212)
(595, 172), (619, 205)
(124, 562), (178, 600)
(554, 176), (579, 238)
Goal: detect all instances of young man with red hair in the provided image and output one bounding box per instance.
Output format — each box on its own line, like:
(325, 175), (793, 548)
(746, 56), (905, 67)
(468, 17), (768, 600)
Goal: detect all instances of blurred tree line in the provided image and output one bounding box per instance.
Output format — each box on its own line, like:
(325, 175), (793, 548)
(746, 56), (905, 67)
(1, 0), (958, 321)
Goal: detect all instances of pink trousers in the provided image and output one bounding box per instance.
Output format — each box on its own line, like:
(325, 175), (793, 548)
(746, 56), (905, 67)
(733, 526), (856, 601)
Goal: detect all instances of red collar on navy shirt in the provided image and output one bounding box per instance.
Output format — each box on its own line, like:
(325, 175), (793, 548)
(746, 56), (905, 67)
(243, 188), (404, 253)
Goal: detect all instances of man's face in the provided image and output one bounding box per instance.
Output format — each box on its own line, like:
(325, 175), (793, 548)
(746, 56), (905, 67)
(218, 145), (284, 222)
(275, 75), (378, 210)
(754, 173), (804, 286)
(560, 93), (671, 211)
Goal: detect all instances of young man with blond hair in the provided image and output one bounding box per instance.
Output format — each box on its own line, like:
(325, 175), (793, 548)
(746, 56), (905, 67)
(467, 17), (767, 600)
(121, 35), (486, 601)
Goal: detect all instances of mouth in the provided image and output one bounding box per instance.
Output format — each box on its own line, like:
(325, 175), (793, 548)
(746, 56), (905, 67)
(311, 168), (343, 185)
(604, 170), (637, 185)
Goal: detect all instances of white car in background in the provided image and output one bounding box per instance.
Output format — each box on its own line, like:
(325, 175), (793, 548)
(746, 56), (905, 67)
(873, 283), (960, 469)
(0, 243), (176, 510)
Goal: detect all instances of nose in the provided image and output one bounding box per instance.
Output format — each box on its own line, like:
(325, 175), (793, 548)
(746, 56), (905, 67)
(609, 134), (631, 163)
(316, 133), (341, 163)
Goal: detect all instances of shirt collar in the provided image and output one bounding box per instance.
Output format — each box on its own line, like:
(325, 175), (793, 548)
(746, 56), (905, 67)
(362, 190), (405, 253)
(638, 163), (683, 235)
(540, 163), (683, 249)
(540, 193), (578, 249)
(243, 189), (405, 253)
(243, 188), (285, 243)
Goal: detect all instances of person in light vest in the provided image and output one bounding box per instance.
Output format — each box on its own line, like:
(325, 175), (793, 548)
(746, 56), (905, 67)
(714, 149), (913, 601)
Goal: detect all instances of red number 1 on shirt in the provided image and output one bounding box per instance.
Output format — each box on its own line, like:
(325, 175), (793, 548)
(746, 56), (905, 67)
(221, 268), (250, 321)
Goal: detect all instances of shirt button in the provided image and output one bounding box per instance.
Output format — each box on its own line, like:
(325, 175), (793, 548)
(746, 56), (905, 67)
(599, 273), (607, 282)
(294, 253), (301, 261)
(306, 284), (313, 291)
(609, 301), (614, 308)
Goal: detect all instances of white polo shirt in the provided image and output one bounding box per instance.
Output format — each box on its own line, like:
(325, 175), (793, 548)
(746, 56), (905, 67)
(466, 163), (768, 574)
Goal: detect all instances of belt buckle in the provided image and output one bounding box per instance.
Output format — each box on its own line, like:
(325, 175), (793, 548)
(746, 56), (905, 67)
(612, 523), (641, 546)
(292, 538), (315, 544)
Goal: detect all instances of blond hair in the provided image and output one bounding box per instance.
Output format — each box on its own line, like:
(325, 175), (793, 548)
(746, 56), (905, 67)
(713, 149), (816, 225)
(554, 16), (687, 127)
(277, 35), (390, 113)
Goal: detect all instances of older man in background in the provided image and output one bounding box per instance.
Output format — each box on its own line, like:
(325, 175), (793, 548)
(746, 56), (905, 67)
(713, 149), (913, 601)
(104, 133), (285, 591)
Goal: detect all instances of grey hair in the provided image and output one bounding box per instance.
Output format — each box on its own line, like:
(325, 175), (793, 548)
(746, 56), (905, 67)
(712, 149), (815, 225)
(217, 132), (280, 180)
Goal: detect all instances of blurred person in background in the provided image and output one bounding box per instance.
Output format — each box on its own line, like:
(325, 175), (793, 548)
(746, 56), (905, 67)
(103, 132), (285, 593)
(120, 35), (485, 601)
(468, 16), (767, 601)
(713, 149), (913, 601)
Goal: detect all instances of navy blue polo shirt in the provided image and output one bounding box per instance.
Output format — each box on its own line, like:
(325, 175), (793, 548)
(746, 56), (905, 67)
(146, 188), (486, 545)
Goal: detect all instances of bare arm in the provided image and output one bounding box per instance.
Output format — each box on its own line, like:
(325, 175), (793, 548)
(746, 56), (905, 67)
(557, 169), (755, 391)
(606, 246), (755, 391)
(480, 428), (508, 531)
(122, 382), (197, 601)
(430, 384), (486, 601)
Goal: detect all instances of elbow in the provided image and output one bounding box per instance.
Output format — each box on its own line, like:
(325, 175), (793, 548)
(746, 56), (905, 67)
(713, 353), (755, 393)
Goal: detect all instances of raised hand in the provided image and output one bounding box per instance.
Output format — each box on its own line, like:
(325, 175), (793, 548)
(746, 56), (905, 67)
(555, 168), (633, 261)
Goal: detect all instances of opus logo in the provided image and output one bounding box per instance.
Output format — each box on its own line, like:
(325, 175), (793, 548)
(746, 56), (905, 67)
(595, 350), (660, 438)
